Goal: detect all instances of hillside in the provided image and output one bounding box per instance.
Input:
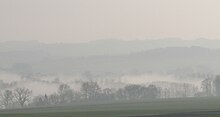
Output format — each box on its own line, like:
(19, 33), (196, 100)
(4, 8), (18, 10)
(1, 39), (220, 77)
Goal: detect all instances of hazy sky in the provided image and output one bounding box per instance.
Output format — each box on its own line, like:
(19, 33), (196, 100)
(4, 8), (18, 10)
(1, 0), (220, 43)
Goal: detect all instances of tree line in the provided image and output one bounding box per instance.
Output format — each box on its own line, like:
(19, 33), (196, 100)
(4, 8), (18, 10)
(1, 75), (220, 109)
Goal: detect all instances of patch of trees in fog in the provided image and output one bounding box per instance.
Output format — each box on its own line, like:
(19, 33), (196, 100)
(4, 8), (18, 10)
(30, 81), (161, 108)
(1, 75), (220, 109)
(0, 88), (32, 109)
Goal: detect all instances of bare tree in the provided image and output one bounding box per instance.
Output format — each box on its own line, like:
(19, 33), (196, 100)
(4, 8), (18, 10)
(49, 93), (60, 105)
(32, 95), (45, 107)
(58, 84), (74, 103)
(201, 78), (212, 96)
(123, 84), (143, 99)
(0, 90), (14, 109)
(81, 81), (101, 100)
(58, 84), (70, 95)
(214, 75), (220, 96)
(14, 88), (32, 107)
(32, 94), (49, 107)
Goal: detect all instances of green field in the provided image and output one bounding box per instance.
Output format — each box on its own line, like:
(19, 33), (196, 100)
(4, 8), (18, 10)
(0, 97), (220, 117)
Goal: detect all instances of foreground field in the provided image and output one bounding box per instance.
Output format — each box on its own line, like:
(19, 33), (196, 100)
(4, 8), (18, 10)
(0, 97), (220, 117)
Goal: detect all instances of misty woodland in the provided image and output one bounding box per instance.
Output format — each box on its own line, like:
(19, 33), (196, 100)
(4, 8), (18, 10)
(2, 0), (220, 117)
(1, 74), (220, 109)
(1, 40), (220, 109)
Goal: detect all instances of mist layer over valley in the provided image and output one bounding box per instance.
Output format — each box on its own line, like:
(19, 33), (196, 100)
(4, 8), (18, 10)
(2, 0), (220, 116)
(0, 39), (220, 111)
(0, 39), (219, 97)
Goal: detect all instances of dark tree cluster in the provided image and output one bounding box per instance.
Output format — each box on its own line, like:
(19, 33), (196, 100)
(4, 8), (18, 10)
(2, 75), (220, 109)
(31, 81), (160, 107)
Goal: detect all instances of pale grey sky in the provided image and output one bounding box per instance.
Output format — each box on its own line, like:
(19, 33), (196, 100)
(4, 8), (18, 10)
(1, 0), (220, 43)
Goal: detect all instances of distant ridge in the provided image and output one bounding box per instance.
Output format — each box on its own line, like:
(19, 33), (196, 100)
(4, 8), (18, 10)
(1, 39), (220, 76)
(1, 38), (220, 57)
